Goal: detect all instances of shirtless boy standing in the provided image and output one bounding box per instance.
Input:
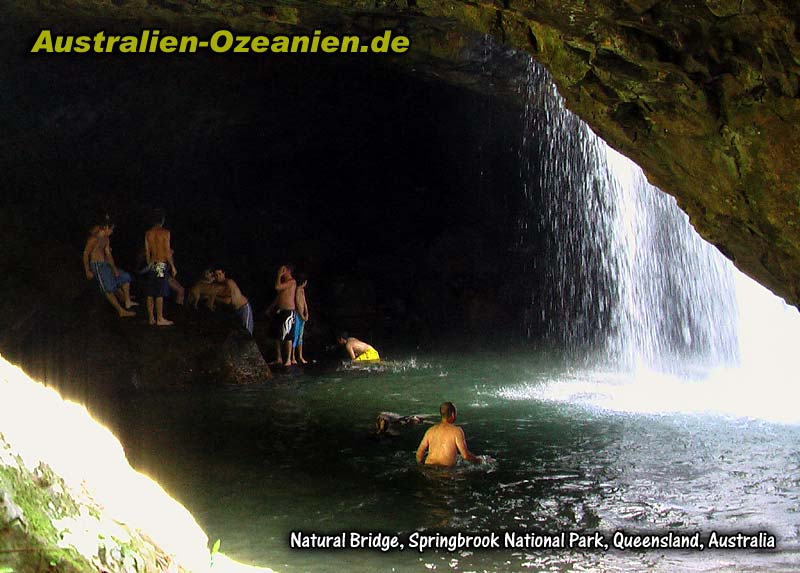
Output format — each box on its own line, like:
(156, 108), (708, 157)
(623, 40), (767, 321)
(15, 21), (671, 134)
(82, 221), (136, 318)
(214, 268), (253, 335)
(415, 402), (482, 467)
(273, 265), (296, 366)
(291, 273), (309, 365)
(144, 210), (176, 326)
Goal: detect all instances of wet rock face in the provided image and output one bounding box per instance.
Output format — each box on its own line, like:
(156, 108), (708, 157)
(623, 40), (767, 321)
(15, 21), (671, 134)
(222, 331), (273, 384)
(416, 0), (800, 306)
(9, 291), (271, 411)
(4, 0), (800, 306)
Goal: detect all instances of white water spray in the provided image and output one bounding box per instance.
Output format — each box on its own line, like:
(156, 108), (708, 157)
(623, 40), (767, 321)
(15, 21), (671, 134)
(518, 58), (737, 374)
(513, 56), (800, 421)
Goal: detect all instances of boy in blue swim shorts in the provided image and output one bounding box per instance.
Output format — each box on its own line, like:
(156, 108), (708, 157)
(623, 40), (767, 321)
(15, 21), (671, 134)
(291, 273), (309, 364)
(82, 220), (137, 318)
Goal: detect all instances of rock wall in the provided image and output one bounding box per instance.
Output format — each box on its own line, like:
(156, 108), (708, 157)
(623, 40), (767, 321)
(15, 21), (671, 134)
(489, 0), (800, 306)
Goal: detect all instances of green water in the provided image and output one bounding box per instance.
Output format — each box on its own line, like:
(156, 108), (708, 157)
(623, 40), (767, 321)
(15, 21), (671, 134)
(114, 352), (800, 572)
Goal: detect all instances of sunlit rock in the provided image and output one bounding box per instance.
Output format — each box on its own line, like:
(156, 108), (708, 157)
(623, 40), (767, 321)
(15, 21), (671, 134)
(0, 355), (275, 573)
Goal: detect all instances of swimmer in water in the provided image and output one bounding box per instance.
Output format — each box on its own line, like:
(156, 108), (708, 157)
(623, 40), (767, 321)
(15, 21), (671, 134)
(415, 401), (482, 467)
(374, 412), (434, 436)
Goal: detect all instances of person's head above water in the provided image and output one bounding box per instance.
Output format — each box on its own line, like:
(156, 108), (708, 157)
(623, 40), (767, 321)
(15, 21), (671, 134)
(439, 401), (457, 422)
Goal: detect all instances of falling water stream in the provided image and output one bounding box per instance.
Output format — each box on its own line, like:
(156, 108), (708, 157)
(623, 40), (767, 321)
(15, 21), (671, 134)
(514, 57), (800, 421)
(517, 59), (739, 374)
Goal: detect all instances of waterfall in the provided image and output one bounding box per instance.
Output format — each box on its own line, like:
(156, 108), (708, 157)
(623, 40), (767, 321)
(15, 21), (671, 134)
(517, 59), (739, 374)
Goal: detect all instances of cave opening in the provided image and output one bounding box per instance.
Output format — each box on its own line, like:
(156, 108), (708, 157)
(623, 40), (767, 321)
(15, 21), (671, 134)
(4, 15), (800, 573)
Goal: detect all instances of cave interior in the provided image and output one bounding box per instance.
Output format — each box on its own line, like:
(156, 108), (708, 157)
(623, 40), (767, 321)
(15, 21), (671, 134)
(2, 45), (552, 353)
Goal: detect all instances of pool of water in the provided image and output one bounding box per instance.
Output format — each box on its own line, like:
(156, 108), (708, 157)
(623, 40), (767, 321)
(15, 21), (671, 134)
(113, 352), (800, 572)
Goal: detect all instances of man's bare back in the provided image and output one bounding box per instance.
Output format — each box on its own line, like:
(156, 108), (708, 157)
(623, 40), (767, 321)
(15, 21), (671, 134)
(145, 226), (174, 269)
(336, 335), (380, 361)
(416, 402), (481, 467)
(345, 338), (373, 359)
(144, 216), (175, 326)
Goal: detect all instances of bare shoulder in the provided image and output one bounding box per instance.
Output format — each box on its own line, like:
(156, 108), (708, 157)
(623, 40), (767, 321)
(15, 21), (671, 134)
(442, 424), (465, 440)
(147, 226), (168, 237)
(427, 422), (448, 436)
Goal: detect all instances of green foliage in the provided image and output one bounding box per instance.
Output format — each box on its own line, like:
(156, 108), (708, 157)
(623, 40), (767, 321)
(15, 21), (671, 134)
(0, 465), (58, 543)
(0, 463), (90, 573)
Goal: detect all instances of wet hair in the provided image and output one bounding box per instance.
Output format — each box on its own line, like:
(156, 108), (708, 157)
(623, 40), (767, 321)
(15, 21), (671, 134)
(337, 332), (349, 342)
(295, 272), (307, 285)
(439, 402), (457, 420)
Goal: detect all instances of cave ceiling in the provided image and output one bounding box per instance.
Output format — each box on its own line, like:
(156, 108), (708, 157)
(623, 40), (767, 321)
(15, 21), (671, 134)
(5, 0), (800, 306)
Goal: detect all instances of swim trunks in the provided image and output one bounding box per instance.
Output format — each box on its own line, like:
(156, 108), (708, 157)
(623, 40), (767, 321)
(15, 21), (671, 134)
(274, 309), (296, 343)
(354, 347), (380, 362)
(146, 261), (171, 298)
(91, 261), (131, 294)
(236, 302), (254, 336)
(293, 317), (306, 347)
